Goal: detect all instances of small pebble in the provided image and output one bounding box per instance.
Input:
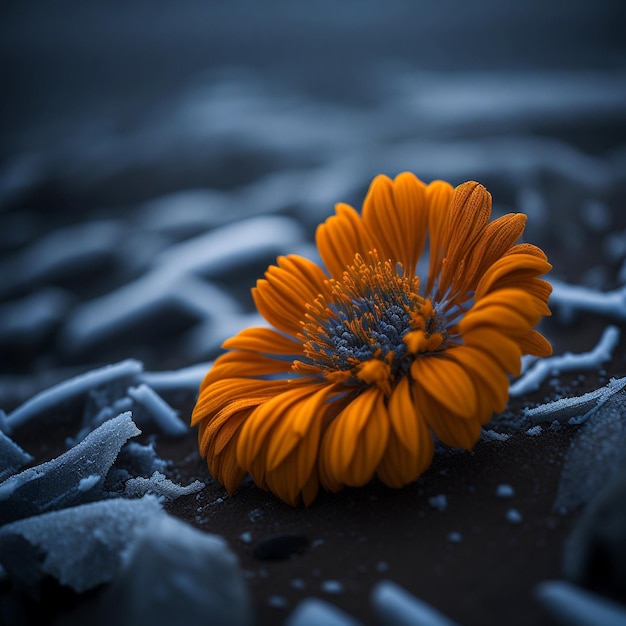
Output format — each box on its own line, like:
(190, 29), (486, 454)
(428, 494), (448, 511)
(526, 425), (542, 437)
(506, 508), (523, 524)
(239, 531), (253, 544)
(447, 531), (462, 543)
(253, 534), (308, 561)
(290, 578), (306, 590)
(267, 595), (287, 608)
(321, 580), (344, 594)
(496, 484), (515, 498)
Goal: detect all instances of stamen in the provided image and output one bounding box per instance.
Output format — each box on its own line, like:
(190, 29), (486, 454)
(295, 251), (449, 388)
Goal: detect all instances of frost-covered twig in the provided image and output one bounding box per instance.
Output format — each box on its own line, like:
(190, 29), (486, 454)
(524, 377), (626, 425)
(550, 279), (626, 321)
(509, 325), (621, 397)
(139, 362), (212, 392)
(2, 360), (143, 433)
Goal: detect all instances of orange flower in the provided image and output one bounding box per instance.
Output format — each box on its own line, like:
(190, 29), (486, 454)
(191, 174), (552, 505)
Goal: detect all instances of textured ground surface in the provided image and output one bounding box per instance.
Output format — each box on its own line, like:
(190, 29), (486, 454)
(1, 2), (626, 624)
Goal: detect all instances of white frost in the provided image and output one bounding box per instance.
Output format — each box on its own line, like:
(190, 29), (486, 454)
(124, 471), (204, 500)
(77, 475), (101, 492)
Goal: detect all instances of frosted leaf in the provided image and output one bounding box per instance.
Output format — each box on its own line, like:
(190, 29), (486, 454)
(0, 495), (162, 592)
(554, 386), (626, 514)
(101, 513), (253, 626)
(372, 580), (461, 626)
(0, 430), (33, 482)
(4, 360), (143, 432)
(535, 580), (626, 626)
(286, 598), (362, 626)
(0, 412), (140, 524)
(124, 471), (204, 500)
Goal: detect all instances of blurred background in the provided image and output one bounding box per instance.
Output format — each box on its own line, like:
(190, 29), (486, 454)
(1, 0), (625, 410)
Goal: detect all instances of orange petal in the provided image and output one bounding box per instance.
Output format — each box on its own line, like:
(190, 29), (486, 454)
(265, 384), (335, 472)
(192, 377), (289, 425)
(199, 352), (294, 392)
(410, 355), (477, 418)
(377, 377), (434, 487)
(316, 202), (375, 280)
(446, 345), (510, 414)
(236, 382), (315, 472)
(425, 180), (455, 294)
(415, 382), (482, 450)
(475, 253), (552, 301)
(438, 181), (492, 296)
(223, 327), (302, 355)
(461, 327), (523, 376)
(198, 409), (249, 494)
(517, 329), (553, 357)
(252, 255), (329, 336)
(456, 213), (527, 292)
(320, 387), (389, 488)
(461, 288), (545, 336)
(362, 173), (428, 274)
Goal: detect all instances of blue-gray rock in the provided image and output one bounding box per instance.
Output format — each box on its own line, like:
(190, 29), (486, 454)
(101, 513), (253, 626)
(563, 469), (626, 599)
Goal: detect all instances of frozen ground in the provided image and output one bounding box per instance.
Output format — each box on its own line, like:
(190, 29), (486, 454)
(1, 2), (626, 625)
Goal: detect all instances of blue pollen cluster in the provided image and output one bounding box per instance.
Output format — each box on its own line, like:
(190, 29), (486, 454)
(305, 301), (414, 380)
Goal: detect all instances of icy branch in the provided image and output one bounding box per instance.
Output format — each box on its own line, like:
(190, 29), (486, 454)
(509, 325), (621, 397)
(550, 279), (626, 321)
(3, 360), (143, 433)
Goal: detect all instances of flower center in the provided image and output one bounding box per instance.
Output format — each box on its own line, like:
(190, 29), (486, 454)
(294, 251), (448, 388)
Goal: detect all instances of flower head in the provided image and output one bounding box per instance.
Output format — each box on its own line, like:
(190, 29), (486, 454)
(191, 173), (552, 505)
